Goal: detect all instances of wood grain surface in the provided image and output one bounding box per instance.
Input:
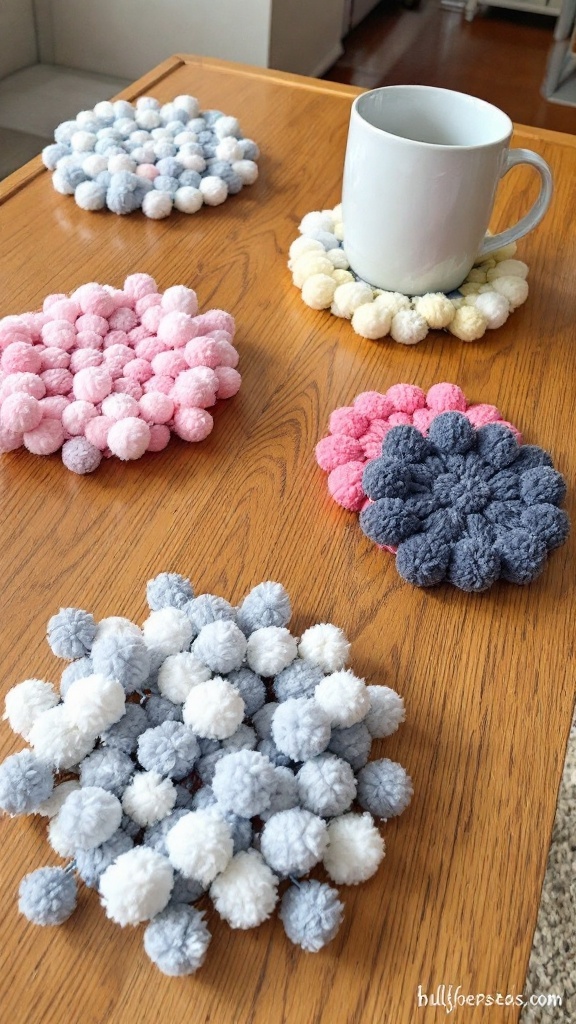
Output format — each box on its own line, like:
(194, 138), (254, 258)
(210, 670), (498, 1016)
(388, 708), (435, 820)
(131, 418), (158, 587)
(0, 56), (574, 1024)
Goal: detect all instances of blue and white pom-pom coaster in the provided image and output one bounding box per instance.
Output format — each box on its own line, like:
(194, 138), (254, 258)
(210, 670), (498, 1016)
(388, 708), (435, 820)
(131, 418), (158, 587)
(42, 95), (259, 220)
(0, 574), (412, 974)
(289, 205), (530, 343)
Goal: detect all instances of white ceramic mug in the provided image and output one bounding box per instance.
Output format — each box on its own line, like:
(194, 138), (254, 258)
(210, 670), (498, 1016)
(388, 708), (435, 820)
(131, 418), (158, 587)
(341, 85), (553, 295)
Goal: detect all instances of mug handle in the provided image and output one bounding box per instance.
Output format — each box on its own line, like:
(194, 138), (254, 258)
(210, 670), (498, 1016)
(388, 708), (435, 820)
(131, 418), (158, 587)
(478, 148), (553, 258)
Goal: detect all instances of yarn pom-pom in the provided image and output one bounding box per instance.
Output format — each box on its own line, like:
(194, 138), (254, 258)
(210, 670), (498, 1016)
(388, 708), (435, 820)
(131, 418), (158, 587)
(157, 652), (211, 704)
(279, 880), (344, 952)
(185, 594), (236, 635)
(143, 905), (211, 975)
(47, 607), (96, 659)
(314, 670), (370, 728)
(137, 721), (199, 779)
(122, 770), (177, 826)
(107, 417), (150, 460)
(448, 305), (488, 341)
(37, 779), (80, 817)
(296, 753), (357, 817)
(298, 623), (350, 673)
(29, 704), (95, 769)
(55, 786), (122, 851)
(142, 607), (194, 657)
(236, 581), (291, 634)
(18, 867), (77, 926)
(273, 660), (323, 703)
(146, 572), (194, 611)
(75, 830), (134, 888)
(364, 686), (405, 738)
(90, 633), (150, 694)
(328, 722), (372, 772)
(323, 811), (384, 884)
(61, 437), (102, 474)
(226, 668), (266, 717)
(356, 758), (413, 819)
(3, 678), (59, 740)
(351, 301), (392, 340)
(211, 749), (277, 817)
(0, 749), (53, 815)
(210, 850), (278, 928)
(64, 673), (126, 734)
(101, 701), (148, 754)
(246, 626), (298, 677)
(260, 808), (328, 875)
(99, 846), (174, 925)
(80, 747), (135, 796)
(165, 809), (234, 885)
(183, 677), (244, 740)
(271, 698), (331, 761)
(191, 620), (247, 674)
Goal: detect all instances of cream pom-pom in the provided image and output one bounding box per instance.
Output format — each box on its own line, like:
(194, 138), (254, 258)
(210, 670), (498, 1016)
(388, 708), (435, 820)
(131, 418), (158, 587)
(37, 780), (80, 817)
(246, 627), (298, 677)
(142, 191), (173, 220)
(142, 608), (193, 656)
(157, 652), (211, 704)
(182, 677), (244, 739)
(390, 309), (429, 345)
(292, 253), (334, 288)
(166, 809), (233, 885)
(210, 850), (278, 928)
(298, 623), (350, 672)
(99, 847), (174, 926)
(471, 291), (510, 329)
(95, 616), (142, 641)
(299, 210), (335, 235)
(323, 812), (385, 885)
(4, 679), (59, 740)
(458, 282), (481, 296)
(491, 240), (517, 261)
(412, 293), (455, 329)
(289, 236), (324, 262)
(490, 276), (529, 309)
(64, 674), (125, 735)
(372, 291), (410, 314)
(333, 221), (344, 241)
(301, 274), (337, 310)
(122, 770), (176, 826)
(331, 281), (373, 318)
(466, 268), (487, 284)
(314, 670), (370, 728)
(351, 302), (391, 340)
(325, 249), (350, 270)
(448, 305), (488, 341)
(29, 704), (95, 769)
(331, 270), (354, 287)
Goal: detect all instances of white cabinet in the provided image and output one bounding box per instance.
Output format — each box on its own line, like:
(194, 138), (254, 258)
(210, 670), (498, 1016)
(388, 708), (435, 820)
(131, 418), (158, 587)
(465, 0), (560, 21)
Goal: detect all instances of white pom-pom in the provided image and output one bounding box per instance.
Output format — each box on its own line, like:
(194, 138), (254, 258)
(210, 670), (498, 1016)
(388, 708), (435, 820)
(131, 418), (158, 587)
(292, 253), (334, 289)
(301, 274), (337, 310)
(122, 771), (177, 826)
(48, 813), (77, 857)
(158, 652), (211, 703)
(231, 159), (258, 185)
(210, 850), (278, 928)
(142, 191), (173, 219)
(95, 616), (141, 641)
(70, 131), (97, 153)
(449, 305), (488, 341)
(332, 269), (354, 287)
(82, 154), (108, 177)
(29, 704), (94, 769)
(174, 94), (200, 117)
(412, 293), (455, 329)
(199, 176), (228, 206)
(215, 138), (242, 162)
(174, 186), (203, 214)
(179, 153), (206, 173)
(331, 281), (374, 318)
(3, 679), (59, 740)
(38, 780), (80, 817)
(289, 237), (324, 261)
(183, 677), (244, 739)
(298, 624), (350, 672)
(94, 101), (115, 120)
(299, 210), (335, 234)
(314, 670), (370, 728)
(213, 115), (241, 139)
(351, 301), (391, 340)
(325, 248), (350, 270)
(75, 181), (106, 211)
(136, 109), (161, 130)
(246, 627), (298, 677)
(142, 608), (193, 656)
(99, 847), (174, 925)
(490, 276), (529, 309)
(364, 686), (405, 737)
(471, 291), (510, 329)
(64, 674), (125, 734)
(108, 154), (136, 174)
(323, 812), (385, 884)
(166, 809), (233, 884)
(390, 309), (429, 345)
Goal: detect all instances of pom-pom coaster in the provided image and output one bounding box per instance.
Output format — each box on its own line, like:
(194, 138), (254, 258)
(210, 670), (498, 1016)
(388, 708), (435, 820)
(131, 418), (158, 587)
(289, 205), (530, 343)
(0, 275), (241, 473)
(0, 574), (412, 972)
(42, 95), (259, 220)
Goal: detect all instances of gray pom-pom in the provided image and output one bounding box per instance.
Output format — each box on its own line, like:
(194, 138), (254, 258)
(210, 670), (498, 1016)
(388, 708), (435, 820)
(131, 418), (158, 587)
(273, 660), (323, 702)
(75, 830), (134, 888)
(212, 750), (277, 817)
(0, 749), (53, 815)
(91, 634), (151, 694)
(271, 698), (331, 761)
(252, 702), (278, 740)
(220, 724), (257, 753)
(256, 738), (291, 768)
(79, 748), (134, 796)
(327, 722), (372, 772)
(279, 880), (344, 952)
(236, 581), (291, 634)
(18, 866), (77, 925)
(364, 686), (405, 738)
(196, 750), (226, 785)
(101, 702), (148, 754)
(60, 656), (93, 697)
(356, 758), (413, 818)
(296, 754), (356, 817)
(218, 809), (253, 854)
(143, 904), (211, 975)
(47, 607), (96, 659)
(57, 786), (122, 850)
(191, 620), (247, 674)
(260, 808), (327, 875)
(260, 766), (299, 821)
(226, 668), (266, 716)
(184, 594), (236, 636)
(143, 808), (189, 855)
(174, 784), (195, 809)
(170, 872), (205, 905)
(121, 813), (142, 838)
(146, 573), (194, 611)
(145, 695), (183, 727)
(137, 721), (199, 779)
(190, 785), (217, 811)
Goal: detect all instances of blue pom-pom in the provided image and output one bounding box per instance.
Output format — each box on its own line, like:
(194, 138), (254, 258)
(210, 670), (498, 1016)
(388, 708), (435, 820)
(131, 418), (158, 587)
(0, 750), (53, 815)
(143, 905), (211, 975)
(279, 880), (344, 952)
(47, 607), (96, 659)
(137, 721), (199, 779)
(75, 830), (133, 887)
(19, 867), (77, 925)
(356, 758), (413, 818)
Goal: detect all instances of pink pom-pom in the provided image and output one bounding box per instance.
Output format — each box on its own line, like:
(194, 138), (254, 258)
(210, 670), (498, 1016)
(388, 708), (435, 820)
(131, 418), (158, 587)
(74, 284), (116, 319)
(151, 351), (188, 378)
(160, 286), (198, 317)
(327, 462), (366, 511)
(62, 400), (98, 435)
(1, 342), (42, 375)
(85, 415), (113, 450)
(0, 318), (33, 350)
(388, 412), (412, 427)
(101, 394), (140, 421)
(465, 404), (502, 428)
(214, 366), (241, 399)
(135, 336), (167, 362)
(75, 313), (109, 337)
(108, 307), (138, 333)
(142, 374), (174, 396)
(426, 382), (467, 412)
(386, 384), (426, 414)
(0, 372), (45, 401)
(157, 311), (198, 348)
(48, 299), (80, 324)
(41, 368), (73, 396)
(0, 423), (23, 452)
(134, 293), (162, 316)
(172, 407), (213, 442)
(43, 294), (67, 312)
(75, 331), (104, 350)
(315, 434), (364, 472)
(41, 320), (76, 351)
(184, 337), (238, 369)
(192, 310), (235, 338)
(39, 396), (70, 419)
(353, 391), (393, 420)
(328, 407), (370, 440)
(107, 417), (150, 460)
(411, 408), (436, 434)
(103, 330), (129, 348)
(1, 392), (42, 433)
(136, 164), (160, 181)
(127, 326), (151, 345)
(39, 346), (71, 370)
(106, 288), (134, 310)
(124, 358), (153, 383)
(139, 392), (174, 424)
(69, 349), (103, 373)
(113, 378), (143, 400)
(123, 274), (158, 301)
(73, 365), (113, 403)
(147, 424), (171, 451)
(20, 313), (49, 341)
(23, 418), (65, 455)
(103, 344), (135, 378)
(171, 367), (218, 408)
(359, 420), (390, 460)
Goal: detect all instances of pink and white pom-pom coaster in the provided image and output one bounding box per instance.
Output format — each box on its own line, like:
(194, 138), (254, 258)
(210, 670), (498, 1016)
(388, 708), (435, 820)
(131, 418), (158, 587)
(0, 275), (241, 473)
(315, 382), (521, 514)
(289, 205), (530, 344)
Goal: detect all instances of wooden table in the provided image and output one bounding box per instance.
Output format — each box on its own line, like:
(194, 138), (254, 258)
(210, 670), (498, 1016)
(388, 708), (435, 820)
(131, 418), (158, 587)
(0, 55), (574, 1024)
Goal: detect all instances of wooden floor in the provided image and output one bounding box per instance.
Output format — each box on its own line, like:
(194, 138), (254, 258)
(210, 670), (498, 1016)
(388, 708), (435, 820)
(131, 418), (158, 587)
(325, 0), (576, 133)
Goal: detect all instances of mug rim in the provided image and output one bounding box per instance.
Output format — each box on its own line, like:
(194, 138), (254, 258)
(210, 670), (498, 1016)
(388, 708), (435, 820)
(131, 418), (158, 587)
(352, 84), (513, 151)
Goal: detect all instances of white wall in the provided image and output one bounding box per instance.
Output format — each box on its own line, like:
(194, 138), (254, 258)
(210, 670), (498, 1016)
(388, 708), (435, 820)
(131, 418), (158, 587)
(269, 0), (345, 77)
(0, 0), (37, 79)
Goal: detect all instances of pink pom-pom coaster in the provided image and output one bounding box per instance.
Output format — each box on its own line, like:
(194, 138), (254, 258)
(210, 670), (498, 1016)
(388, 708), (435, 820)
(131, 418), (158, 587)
(316, 383), (521, 550)
(0, 276), (241, 473)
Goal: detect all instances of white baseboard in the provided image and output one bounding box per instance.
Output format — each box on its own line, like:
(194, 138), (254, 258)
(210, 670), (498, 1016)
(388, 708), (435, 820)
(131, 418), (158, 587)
(309, 41), (345, 79)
